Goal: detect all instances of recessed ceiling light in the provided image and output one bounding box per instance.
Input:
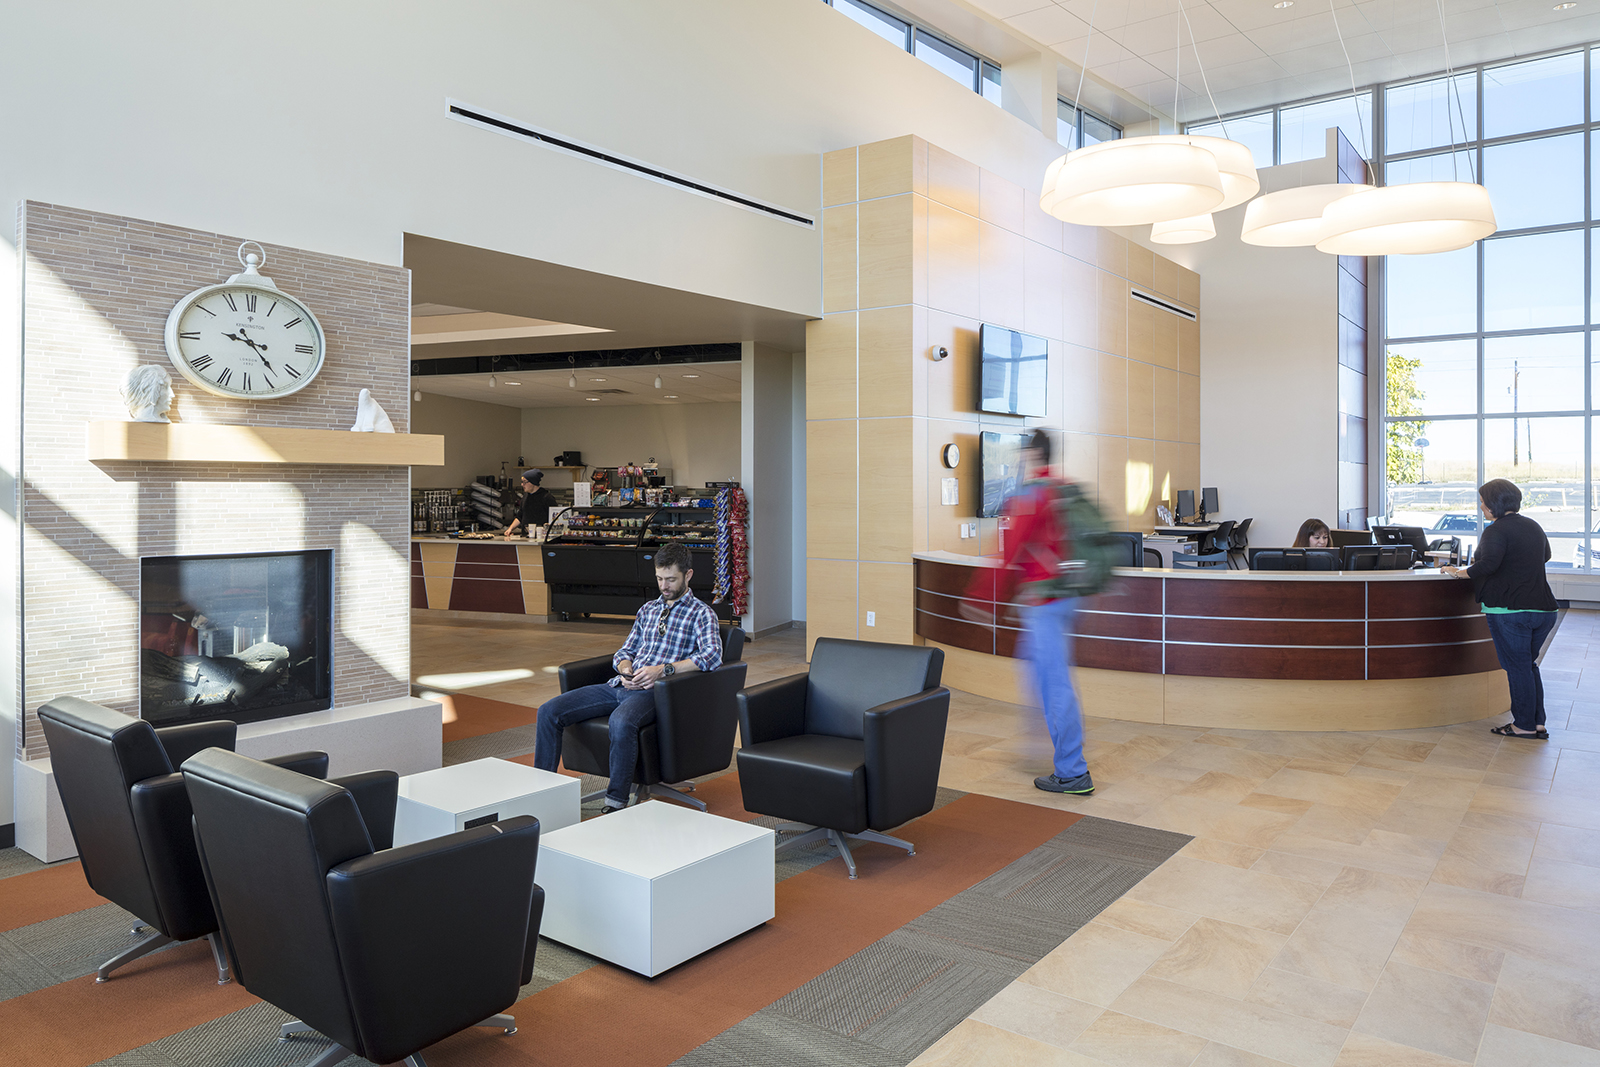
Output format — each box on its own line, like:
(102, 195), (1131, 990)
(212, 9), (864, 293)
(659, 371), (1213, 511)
(589, 377), (607, 382)
(503, 380), (521, 386)
(682, 373), (700, 378)
(664, 394), (678, 398)
(1555, 2), (1577, 8)
(585, 397), (600, 402)
(1274, 1), (1293, 7)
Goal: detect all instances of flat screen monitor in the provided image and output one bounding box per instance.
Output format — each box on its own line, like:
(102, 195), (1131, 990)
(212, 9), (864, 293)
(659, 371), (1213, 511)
(1328, 529), (1373, 549)
(1374, 525), (1429, 556)
(1174, 489), (1195, 522)
(1342, 545), (1416, 571)
(979, 431), (1030, 519)
(1104, 531), (1144, 568)
(1201, 487), (1219, 516)
(1252, 549), (1338, 571)
(979, 324), (1048, 417)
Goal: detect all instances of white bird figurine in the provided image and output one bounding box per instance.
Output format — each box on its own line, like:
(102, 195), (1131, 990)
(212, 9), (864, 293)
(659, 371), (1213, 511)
(350, 388), (395, 433)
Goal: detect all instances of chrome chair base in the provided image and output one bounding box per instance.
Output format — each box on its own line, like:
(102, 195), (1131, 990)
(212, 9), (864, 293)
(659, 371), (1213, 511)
(95, 930), (173, 982)
(280, 1014), (514, 1065)
(775, 825), (915, 880)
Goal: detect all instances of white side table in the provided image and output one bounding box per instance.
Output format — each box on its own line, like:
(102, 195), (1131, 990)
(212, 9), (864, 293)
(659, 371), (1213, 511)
(538, 802), (775, 976)
(393, 758), (580, 847)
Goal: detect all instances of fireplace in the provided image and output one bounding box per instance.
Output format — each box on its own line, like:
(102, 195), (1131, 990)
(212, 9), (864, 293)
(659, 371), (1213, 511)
(140, 550), (334, 727)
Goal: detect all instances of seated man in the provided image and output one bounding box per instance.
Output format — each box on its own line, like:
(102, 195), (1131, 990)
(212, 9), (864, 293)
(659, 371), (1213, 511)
(533, 541), (722, 813)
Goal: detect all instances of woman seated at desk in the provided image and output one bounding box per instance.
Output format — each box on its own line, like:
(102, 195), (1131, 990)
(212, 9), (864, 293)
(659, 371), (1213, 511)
(1293, 518), (1331, 549)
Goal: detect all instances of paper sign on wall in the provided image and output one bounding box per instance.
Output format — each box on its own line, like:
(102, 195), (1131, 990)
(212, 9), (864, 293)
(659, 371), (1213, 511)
(940, 477), (959, 506)
(574, 481), (592, 506)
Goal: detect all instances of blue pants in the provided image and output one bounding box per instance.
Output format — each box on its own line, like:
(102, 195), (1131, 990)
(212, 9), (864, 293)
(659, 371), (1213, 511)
(1019, 597), (1088, 779)
(533, 683), (656, 805)
(1484, 611), (1558, 732)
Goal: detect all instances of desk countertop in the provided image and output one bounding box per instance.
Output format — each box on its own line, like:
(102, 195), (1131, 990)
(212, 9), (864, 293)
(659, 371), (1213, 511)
(911, 550), (1455, 583)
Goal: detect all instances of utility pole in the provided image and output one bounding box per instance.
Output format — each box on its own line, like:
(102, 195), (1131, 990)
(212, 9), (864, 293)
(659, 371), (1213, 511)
(1512, 359), (1520, 467)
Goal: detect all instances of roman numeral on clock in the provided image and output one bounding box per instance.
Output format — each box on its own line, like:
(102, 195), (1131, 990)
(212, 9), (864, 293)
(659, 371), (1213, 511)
(190, 354), (214, 370)
(283, 317), (302, 329)
(285, 365), (301, 379)
(222, 293), (238, 312)
(195, 304), (216, 317)
(295, 344), (314, 354)
(178, 331), (200, 340)
(244, 293), (257, 312)
(242, 373), (253, 392)
(216, 368), (232, 387)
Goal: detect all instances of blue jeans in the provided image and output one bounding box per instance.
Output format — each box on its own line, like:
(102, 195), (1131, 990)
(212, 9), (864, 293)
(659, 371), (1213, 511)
(1483, 611), (1558, 733)
(533, 684), (656, 805)
(1019, 597), (1088, 779)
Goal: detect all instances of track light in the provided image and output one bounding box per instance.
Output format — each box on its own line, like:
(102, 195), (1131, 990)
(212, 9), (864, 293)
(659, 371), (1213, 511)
(489, 374), (497, 388)
(413, 390), (421, 402)
(654, 374), (662, 389)
(569, 371), (576, 388)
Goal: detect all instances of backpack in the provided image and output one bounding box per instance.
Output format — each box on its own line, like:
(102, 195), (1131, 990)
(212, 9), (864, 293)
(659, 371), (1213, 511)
(1017, 480), (1118, 601)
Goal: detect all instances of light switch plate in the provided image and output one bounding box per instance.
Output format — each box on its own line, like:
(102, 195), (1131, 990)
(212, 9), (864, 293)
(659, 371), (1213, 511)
(940, 477), (959, 506)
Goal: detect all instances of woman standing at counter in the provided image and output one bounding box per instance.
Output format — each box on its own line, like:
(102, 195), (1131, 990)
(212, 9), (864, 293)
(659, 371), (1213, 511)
(1444, 478), (1559, 739)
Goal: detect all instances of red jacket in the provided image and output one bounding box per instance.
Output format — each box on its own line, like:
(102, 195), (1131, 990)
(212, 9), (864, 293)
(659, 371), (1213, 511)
(995, 477), (1066, 605)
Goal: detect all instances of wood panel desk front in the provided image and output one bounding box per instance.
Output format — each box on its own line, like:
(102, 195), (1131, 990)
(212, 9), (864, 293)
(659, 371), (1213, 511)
(912, 551), (1508, 731)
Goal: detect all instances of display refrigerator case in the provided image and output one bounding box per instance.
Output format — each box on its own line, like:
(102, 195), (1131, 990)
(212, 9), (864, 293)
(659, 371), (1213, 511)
(541, 505), (733, 621)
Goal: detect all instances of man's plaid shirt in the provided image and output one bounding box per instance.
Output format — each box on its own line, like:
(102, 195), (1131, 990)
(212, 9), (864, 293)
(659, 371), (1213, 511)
(608, 590), (722, 685)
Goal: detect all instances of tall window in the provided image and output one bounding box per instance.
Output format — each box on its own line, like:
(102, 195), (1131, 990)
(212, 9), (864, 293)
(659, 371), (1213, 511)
(1057, 99), (1122, 151)
(824, 0), (1001, 101)
(1382, 50), (1592, 571)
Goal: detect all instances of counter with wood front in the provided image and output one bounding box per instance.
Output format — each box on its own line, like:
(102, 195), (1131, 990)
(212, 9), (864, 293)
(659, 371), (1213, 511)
(914, 551), (1511, 731)
(411, 537), (548, 617)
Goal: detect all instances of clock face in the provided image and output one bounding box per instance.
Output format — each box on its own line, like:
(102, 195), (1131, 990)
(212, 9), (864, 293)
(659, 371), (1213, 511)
(165, 283), (325, 399)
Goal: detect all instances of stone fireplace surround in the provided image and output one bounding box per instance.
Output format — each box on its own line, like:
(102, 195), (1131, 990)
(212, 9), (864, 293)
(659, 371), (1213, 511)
(14, 203), (441, 859)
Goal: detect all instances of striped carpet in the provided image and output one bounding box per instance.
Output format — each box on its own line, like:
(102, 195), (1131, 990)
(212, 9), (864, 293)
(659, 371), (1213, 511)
(1, 693), (1190, 1067)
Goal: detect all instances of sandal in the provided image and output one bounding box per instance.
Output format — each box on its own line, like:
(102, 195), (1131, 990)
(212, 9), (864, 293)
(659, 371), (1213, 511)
(1491, 723), (1547, 740)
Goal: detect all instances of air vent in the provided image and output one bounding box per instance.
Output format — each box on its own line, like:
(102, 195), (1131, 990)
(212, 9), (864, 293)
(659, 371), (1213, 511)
(1130, 288), (1197, 321)
(447, 101), (814, 228)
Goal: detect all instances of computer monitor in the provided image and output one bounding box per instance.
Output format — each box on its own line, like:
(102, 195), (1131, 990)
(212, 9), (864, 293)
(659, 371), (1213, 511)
(1175, 489), (1195, 522)
(1200, 487), (1219, 517)
(1341, 545), (1416, 571)
(1103, 531), (1144, 568)
(1251, 549), (1337, 571)
(1374, 525), (1429, 557)
(1328, 529), (1374, 549)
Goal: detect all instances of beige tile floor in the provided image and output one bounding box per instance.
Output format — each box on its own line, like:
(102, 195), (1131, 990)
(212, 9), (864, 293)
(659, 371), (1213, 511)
(412, 610), (1600, 1067)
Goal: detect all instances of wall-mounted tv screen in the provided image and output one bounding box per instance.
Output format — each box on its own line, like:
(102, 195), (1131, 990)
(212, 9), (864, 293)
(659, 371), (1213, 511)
(979, 324), (1048, 417)
(980, 431), (1031, 518)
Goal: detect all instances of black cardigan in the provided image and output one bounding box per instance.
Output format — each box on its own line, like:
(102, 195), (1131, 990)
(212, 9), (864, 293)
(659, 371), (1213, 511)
(1466, 513), (1559, 612)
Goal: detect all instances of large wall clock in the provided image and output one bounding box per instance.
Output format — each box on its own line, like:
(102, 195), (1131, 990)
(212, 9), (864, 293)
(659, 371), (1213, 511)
(164, 242), (326, 399)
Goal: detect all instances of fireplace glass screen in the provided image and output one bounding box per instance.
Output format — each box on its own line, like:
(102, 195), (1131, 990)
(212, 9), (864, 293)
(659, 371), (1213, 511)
(140, 550), (333, 726)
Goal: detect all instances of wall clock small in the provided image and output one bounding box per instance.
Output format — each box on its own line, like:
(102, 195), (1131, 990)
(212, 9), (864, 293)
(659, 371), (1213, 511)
(164, 242), (326, 399)
(941, 443), (961, 468)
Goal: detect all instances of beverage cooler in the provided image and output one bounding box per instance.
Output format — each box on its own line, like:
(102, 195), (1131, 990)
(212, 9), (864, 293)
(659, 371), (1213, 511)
(540, 504), (732, 621)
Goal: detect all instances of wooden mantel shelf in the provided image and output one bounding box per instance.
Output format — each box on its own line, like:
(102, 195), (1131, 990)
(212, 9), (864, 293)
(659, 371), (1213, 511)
(86, 421), (445, 466)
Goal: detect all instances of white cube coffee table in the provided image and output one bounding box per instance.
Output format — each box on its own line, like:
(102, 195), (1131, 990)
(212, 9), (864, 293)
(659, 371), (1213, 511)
(393, 758), (580, 847)
(539, 802), (775, 977)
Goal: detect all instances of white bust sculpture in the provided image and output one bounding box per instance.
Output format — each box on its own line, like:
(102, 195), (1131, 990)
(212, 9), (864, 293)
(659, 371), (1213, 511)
(119, 364), (174, 423)
(350, 388), (395, 433)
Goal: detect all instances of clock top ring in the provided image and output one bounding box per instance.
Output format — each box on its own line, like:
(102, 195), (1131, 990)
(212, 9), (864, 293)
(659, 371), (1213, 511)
(163, 245), (327, 400)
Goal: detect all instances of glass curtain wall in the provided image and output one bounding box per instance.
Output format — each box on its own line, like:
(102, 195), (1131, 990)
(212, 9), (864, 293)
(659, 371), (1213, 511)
(1381, 50), (1591, 570)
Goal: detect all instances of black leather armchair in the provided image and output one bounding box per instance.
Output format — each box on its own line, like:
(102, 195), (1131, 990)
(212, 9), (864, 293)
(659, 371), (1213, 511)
(36, 696), (329, 984)
(557, 625), (747, 809)
(182, 748), (544, 1067)
(735, 638), (950, 879)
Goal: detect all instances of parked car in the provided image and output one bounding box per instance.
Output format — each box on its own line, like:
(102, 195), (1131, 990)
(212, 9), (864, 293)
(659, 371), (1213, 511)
(1431, 512), (1480, 534)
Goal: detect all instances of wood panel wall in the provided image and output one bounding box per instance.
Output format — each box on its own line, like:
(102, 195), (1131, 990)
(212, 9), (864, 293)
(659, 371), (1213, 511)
(806, 135), (1202, 653)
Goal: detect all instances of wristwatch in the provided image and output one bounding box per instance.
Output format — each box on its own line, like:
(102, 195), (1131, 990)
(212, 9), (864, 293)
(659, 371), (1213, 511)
(663, 662), (676, 677)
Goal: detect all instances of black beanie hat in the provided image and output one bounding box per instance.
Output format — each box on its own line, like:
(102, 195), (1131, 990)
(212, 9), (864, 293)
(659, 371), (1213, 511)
(522, 469), (543, 485)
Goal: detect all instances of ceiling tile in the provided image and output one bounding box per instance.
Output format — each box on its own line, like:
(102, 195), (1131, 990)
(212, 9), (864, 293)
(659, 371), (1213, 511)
(1103, 7), (1238, 53)
(967, 0), (1058, 18)
(1144, 34), (1274, 74)
(1007, 4), (1094, 44)
(1053, 34), (1141, 66)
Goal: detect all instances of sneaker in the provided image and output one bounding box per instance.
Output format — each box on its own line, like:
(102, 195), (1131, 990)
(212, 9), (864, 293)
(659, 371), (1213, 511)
(1035, 772), (1095, 795)
(599, 801), (626, 815)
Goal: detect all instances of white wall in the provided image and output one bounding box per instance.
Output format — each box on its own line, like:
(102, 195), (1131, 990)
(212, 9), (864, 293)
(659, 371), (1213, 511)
(791, 354), (808, 622)
(1134, 154), (1343, 550)
(520, 404), (741, 491)
(410, 394), (524, 489)
(741, 344), (796, 635)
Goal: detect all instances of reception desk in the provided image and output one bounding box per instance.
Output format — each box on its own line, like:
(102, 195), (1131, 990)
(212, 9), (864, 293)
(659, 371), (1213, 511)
(914, 551), (1511, 731)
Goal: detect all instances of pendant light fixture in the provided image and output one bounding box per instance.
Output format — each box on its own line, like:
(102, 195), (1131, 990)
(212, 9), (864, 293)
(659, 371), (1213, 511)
(1150, 213), (1216, 244)
(1241, 182), (1373, 246)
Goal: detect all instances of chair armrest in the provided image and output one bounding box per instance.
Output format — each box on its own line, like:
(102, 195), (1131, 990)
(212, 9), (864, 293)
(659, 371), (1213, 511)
(129, 772), (217, 941)
(154, 720), (238, 770)
(263, 751), (329, 780)
(325, 816), (543, 1062)
(654, 663), (748, 782)
(329, 770), (399, 851)
(863, 687), (951, 832)
(559, 654), (617, 692)
(736, 672), (809, 746)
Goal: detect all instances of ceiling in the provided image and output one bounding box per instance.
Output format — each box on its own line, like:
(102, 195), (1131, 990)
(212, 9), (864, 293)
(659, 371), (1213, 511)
(953, 0), (1600, 122)
(404, 235), (810, 360)
(412, 360), (742, 409)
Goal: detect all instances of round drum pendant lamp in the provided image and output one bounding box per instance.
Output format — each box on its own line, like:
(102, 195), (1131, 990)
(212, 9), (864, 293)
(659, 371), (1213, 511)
(1240, 184), (1373, 247)
(1316, 181), (1497, 255)
(1040, 137), (1225, 227)
(1143, 135), (1260, 210)
(1150, 214), (1216, 244)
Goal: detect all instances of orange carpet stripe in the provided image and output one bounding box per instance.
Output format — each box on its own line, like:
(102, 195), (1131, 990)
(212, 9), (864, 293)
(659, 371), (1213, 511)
(441, 693), (541, 743)
(1, 939), (258, 1067)
(422, 792), (1080, 1067)
(0, 862), (105, 932)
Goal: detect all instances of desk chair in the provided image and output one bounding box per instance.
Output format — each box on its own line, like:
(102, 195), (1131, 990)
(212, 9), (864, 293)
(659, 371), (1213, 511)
(1143, 548), (1162, 568)
(1427, 536), (1462, 565)
(1227, 518), (1253, 569)
(36, 697), (329, 985)
(557, 624), (747, 809)
(1174, 520), (1234, 568)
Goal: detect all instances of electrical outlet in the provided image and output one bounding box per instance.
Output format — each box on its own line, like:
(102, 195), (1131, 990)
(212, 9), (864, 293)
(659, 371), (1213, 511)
(958, 524), (968, 539)
(866, 611), (876, 627)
